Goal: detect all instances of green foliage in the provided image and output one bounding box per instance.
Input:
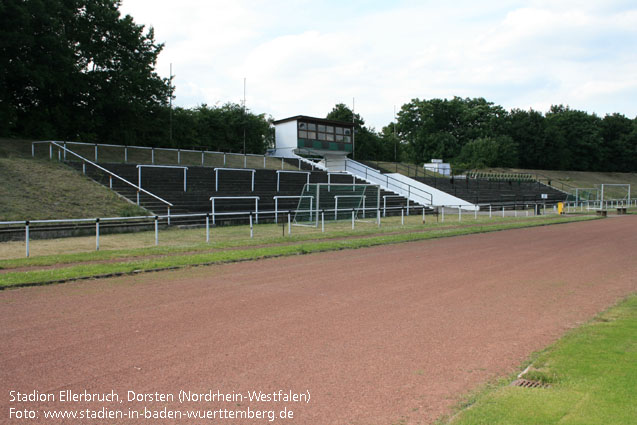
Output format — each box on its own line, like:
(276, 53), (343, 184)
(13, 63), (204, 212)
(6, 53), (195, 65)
(173, 103), (273, 153)
(455, 136), (518, 169)
(326, 103), (388, 161)
(1, 0), (171, 144)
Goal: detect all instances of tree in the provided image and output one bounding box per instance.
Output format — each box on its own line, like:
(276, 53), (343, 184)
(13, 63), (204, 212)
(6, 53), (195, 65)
(0, 0), (172, 144)
(326, 103), (384, 160)
(544, 105), (603, 171)
(455, 136), (518, 169)
(171, 103), (273, 154)
(506, 108), (546, 169)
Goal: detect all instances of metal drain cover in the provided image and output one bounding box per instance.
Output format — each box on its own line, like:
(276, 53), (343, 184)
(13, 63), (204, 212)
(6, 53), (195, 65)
(511, 379), (549, 388)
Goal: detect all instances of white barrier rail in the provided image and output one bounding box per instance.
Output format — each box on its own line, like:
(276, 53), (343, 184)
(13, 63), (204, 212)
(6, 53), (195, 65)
(5, 198), (615, 258)
(343, 159), (434, 206)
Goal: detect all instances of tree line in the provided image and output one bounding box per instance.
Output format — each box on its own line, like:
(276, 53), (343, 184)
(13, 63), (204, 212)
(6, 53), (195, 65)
(2, 1), (636, 171)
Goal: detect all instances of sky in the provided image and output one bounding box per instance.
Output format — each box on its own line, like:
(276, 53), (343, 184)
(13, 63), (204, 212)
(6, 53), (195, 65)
(120, 0), (637, 130)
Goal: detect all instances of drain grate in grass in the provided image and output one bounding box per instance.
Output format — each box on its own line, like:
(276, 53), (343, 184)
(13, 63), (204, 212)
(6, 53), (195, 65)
(510, 379), (550, 389)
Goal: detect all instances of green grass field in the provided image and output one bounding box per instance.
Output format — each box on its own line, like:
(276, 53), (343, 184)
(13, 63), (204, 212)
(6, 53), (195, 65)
(438, 294), (637, 425)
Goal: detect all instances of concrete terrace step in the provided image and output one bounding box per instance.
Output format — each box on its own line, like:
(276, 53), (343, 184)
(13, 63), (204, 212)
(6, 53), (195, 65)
(65, 161), (416, 221)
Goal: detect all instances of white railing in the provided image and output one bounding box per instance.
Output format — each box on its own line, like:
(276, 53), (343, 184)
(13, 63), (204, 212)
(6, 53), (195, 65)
(343, 159), (433, 206)
(48, 142), (174, 217)
(32, 140), (312, 171)
(2, 200), (596, 258)
(210, 196), (260, 225)
(214, 168), (256, 192)
(273, 196), (314, 223)
(276, 170), (310, 192)
(137, 165), (188, 192)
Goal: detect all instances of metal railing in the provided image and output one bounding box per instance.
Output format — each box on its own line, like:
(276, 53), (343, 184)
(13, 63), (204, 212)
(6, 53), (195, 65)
(276, 170), (310, 192)
(210, 196), (260, 225)
(137, 165), (188, 192)
(214, 168), (256, 192)
(48, 141), (174, 218)
(7, 198), (624, 258)
(343, 159), (433, 206)
(32, 140), (314, 171)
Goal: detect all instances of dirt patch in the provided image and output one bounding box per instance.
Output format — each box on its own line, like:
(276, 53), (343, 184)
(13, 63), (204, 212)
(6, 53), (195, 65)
(1, 217), (635, 424)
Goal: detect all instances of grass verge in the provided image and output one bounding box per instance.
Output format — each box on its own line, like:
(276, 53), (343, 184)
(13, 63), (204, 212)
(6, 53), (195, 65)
(437, 294), (637, 425)
(0, 215), (597, 288)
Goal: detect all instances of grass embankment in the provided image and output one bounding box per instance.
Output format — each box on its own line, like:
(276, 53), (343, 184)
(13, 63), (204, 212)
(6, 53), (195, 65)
(439, 294), (637, 425)
(487, 167), (637, 196)
(0, 139), (146, 220)
(0, 214), (598, 288)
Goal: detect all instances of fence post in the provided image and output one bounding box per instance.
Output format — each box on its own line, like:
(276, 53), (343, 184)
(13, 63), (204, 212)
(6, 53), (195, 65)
(154, 216), (159, 246)
(441, 206), (445, 223)
(202, 150), (205, 166)
(82, 162), (86, 174)
(32, 143), (35, 158)
(244, 155), (247, 168)
(288, 212), (291, 235)
(25, 221), (30, 258)
(136, 191), (140, 205)
(489, 205), (492, 218)
(379, 208), (382, 227)
(167, 206), (171, 225)
(206, 214), (210, 243)
(401, 207), (404, 225)
(178, 149), (181, 164)
(109, 175), (113, 189)
(423, 206), (426, 223)
(502, 205), (505, 218)
(458, 207), (461, 222)
(94, 144), (98, 162)
(151, 148), (155, 164)
(249, 213), (253, 238)
(95, 218), (100, 250)
(263, 156), (266, 168)
(124, 146), (128, 163)
(322, 210), (325, 232)
(49, 143), (52, 159)
(474, 207), (477, 219)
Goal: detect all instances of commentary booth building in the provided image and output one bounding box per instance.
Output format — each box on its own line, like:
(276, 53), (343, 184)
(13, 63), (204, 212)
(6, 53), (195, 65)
(270, 116), (354, 161)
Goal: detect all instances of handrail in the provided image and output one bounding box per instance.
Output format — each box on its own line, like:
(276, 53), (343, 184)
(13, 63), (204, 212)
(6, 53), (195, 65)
(273, 195), (314, 223)
(344, 159), (433, 206)
(214, 167), (256, 191)
(137, 164), (188, 192)
(49, 142), (173, 208)
(210, 196), (260, 225)
(33, 140), (311, 171)
(276, 170), (310, 192)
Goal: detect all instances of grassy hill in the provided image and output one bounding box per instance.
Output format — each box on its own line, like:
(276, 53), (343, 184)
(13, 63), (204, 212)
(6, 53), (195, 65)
(0, 139), (147, 221)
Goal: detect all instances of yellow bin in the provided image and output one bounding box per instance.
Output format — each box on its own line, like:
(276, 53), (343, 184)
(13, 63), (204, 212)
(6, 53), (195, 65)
(557, 202), (564, 214)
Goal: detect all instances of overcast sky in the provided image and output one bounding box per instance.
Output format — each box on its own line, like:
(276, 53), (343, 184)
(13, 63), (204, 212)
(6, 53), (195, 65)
(120, 0), (637, 130)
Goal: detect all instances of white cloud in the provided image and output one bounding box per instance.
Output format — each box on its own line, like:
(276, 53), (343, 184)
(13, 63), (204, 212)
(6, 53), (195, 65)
(120, 0), (637, 128)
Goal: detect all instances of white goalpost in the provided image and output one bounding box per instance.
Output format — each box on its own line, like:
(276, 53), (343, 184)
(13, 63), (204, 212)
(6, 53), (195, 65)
(600, 184), (631, 209)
